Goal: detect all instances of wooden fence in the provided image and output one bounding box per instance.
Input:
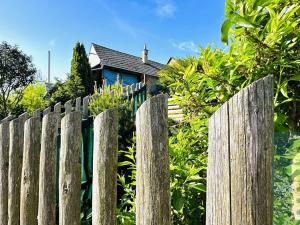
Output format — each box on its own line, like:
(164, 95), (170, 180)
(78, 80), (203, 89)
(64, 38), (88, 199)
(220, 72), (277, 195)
(0, 75), (275, 224)
(0, 93), (170, 225)
(206, 75), (274, 225)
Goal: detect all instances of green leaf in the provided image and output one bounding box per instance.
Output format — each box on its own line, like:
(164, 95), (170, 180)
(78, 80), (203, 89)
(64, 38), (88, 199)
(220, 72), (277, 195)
(189, 183), (206, 192)
(221, 19), (232, 44)
(230, 13), (256, 28)
(172, 189), (184, 211)
(292, 139), (300, 149)
(118, 161), (133, 167)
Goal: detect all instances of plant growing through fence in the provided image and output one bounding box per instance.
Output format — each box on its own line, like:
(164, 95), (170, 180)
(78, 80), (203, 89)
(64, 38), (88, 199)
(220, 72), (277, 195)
(159, 0), (300, 223)
(88, 82), (136, 224)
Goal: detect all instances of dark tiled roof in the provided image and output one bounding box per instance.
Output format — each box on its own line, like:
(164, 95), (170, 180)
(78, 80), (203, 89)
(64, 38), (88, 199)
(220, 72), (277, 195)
(92, 43), (165, 77)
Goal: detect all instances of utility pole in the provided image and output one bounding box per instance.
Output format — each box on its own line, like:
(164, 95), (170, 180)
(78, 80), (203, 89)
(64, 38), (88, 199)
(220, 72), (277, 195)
(48, 50), (51, 84)
(46, 50), (53, 93)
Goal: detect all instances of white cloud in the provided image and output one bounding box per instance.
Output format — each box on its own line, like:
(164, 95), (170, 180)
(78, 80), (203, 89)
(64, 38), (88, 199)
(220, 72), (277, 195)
(48, 39), (56, 47)
(156, 0), (176, 17)
(172, 40), (199, 53)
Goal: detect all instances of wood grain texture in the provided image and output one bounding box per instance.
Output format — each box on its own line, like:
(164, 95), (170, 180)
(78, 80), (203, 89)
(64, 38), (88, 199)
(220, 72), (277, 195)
(82, 96), (90, 119)
(43, 107), (51, 115)
(20, 117), (41, 225)
(136, 94), (170, 225)
(92, 109), (118, 225)
(0, 121), (10, 225)
(8, 113), (28, 225)
(64, 100), (72, 114)
(75, 97), (81, 111)
(33, 109), (41, 118)
(59, 111), (82, 225)
(54, 102), (61, 113)
(206, 75), (274, 225)
(38, 112), (59, 225)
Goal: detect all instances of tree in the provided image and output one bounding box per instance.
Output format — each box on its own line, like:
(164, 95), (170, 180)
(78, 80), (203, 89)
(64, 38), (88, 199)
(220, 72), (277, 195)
(0, 42), (36, 118)
(20, 82), (47, 114)
(48, 74), (85, 105)
(71, 42), (93, 95)
(48, 42), (92, 105)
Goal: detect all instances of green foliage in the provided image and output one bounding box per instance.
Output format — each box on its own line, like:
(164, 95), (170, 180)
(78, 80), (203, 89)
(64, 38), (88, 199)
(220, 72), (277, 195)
(88, 82), (128, 116)
(20, 82), (47, 114)
(159, 0), (300, 223)
(273, 133), (300, 225)
(0, 41), (36, 118)
(48, 42), (92, 105)
(48, 74), (85, 105)
(221, 0), (300, 131)
(71, 42), (93, 95)
(89, 82), (136, 224)
(117, 144), (136, 225)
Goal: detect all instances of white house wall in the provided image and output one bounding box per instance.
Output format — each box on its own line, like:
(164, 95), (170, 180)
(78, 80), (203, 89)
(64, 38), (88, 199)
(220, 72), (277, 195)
(89, 45), (101, 68)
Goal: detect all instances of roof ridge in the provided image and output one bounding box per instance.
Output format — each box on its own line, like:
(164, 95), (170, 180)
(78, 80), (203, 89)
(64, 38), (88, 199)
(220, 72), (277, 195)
(92, 43), (164, 66)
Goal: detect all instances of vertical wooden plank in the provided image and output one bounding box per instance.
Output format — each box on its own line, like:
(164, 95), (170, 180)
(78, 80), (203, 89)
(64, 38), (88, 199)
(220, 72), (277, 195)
(263, 75), (274, 225)
(135, 83), (139, 92)
(206, 114), (215, 225)
(0, 120), (10, 225)
(229, 94), (240, 225)
(8, 119), (20, 225)
(54, 102), (62, 130)
(130, 84), (134, 94)
(136, 94), (170, 225)
(75, 97), (81, 111)
(1, 115), (13, 124)
(43, 107), (51, 115)
(8, 113), (28, 225)
(237, 90), (247, 224)
(256, 78), (266, 225)
(213, 108), (221, 225)
(59, 111), (81, 225)
(33, 109), (41, 118)
(38, 112), (59, 225)
(83, 96), (90, 119)
(54, 102), (61, 113)
(206, 76), (273, 225)
(64, 100), (72, 114)
(220, 103), (231, 225)
(92, 109), (118, 225)
(20, 117), (41, 225)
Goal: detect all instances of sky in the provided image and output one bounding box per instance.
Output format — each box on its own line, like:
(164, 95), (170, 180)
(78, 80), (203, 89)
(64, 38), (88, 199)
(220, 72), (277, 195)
(0, 0), (225, 81)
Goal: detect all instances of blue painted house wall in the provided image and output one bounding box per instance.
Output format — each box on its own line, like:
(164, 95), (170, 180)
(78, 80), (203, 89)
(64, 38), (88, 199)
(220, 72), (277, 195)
(102, 68), (139, 86)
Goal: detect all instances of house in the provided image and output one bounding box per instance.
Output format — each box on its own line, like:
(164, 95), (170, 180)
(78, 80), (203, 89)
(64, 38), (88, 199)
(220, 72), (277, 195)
(88, 43), (165, 93)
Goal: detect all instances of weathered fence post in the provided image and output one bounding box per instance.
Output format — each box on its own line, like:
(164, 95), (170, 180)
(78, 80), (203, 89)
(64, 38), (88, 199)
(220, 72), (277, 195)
(64, 100), (72, 114)
(38, 112), (59, 225)
(59, 111), (82, 225)
(92, 109), (118, 225)
(20, 117), (41, 225)
(0, 120), (11, 225)
(83, 96), (89, 119)
(206, 75), (274, 225)
(136, 94), (170, 225)
(8, 113), (27, 225)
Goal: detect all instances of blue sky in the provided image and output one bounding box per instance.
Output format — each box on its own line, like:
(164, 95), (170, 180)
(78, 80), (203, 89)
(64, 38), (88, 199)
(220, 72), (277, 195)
(0, 0), (225, 81)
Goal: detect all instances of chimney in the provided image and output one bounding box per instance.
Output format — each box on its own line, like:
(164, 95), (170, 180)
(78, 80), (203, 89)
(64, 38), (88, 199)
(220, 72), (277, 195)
(142, 44), (148, 64)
